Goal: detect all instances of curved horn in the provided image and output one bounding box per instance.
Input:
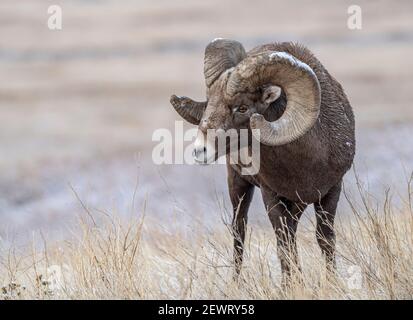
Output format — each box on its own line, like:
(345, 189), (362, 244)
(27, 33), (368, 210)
(170, 39), (245, 125)
(227, 51), (321, 146)
(170, 95), (207, 125)
(204, 38), (246, 88)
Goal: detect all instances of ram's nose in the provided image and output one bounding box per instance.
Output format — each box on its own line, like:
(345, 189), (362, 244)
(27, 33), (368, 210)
(192, 146), (208, 164)
(193, 130), (215, 164)
(193, 146), (207, 158)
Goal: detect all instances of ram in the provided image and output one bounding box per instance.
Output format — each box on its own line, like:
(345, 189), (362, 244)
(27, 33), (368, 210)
(170, 39), (355, 283)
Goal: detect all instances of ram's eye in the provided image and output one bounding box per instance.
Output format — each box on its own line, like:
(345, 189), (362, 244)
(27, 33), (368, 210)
(236, 105), (248, 113)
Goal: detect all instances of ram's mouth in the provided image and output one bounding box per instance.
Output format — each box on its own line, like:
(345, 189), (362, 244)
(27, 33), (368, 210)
(194, 158), (211, 165)
(192, 147), (218, 165)
(193, 153), (216, 165)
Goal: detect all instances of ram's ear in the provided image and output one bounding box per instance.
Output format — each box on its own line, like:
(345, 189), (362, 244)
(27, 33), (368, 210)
(261, 85), (282, 106)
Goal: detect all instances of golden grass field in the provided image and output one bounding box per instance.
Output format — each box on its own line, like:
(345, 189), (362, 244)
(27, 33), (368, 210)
(1, 175), (413, 299)
(1, 0), (413, 299)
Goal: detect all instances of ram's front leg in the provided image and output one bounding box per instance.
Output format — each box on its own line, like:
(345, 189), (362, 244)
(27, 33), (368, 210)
(227, 165), (254, 279)
(314, 181), (342, 273)
(261, 189), (305, 286)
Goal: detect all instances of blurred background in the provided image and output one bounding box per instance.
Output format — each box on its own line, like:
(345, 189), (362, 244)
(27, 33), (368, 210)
(1, 0), (413, 242)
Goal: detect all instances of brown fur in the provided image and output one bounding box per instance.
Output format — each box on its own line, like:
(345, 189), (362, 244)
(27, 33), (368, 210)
(171, 42), (355, 282)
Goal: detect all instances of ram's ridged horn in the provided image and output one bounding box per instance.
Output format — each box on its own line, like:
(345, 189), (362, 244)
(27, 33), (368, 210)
(170, 38), (246, 124)
(204, 38), (246, 88)
(227, 51), (321, 146)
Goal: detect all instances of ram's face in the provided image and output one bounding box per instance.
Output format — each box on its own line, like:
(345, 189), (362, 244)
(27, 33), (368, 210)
(193, 74), (242, 164)
(170, 39), (321, 165)
(192, 73), (282, 164)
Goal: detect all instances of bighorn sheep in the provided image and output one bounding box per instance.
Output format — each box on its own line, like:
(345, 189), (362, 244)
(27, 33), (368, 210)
(170, 39), (355, 282)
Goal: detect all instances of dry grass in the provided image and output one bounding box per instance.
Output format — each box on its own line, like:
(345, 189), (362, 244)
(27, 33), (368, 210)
(1, 175), (413, 300)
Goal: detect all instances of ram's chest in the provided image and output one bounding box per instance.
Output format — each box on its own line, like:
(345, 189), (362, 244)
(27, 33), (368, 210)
(228, 142), (344, 202)
(228, 162), (261, 187)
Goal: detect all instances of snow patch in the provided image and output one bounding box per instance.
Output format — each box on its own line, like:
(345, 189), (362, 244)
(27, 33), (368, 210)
(211, 37), (224, 43)
(268, 51), (315, 76)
